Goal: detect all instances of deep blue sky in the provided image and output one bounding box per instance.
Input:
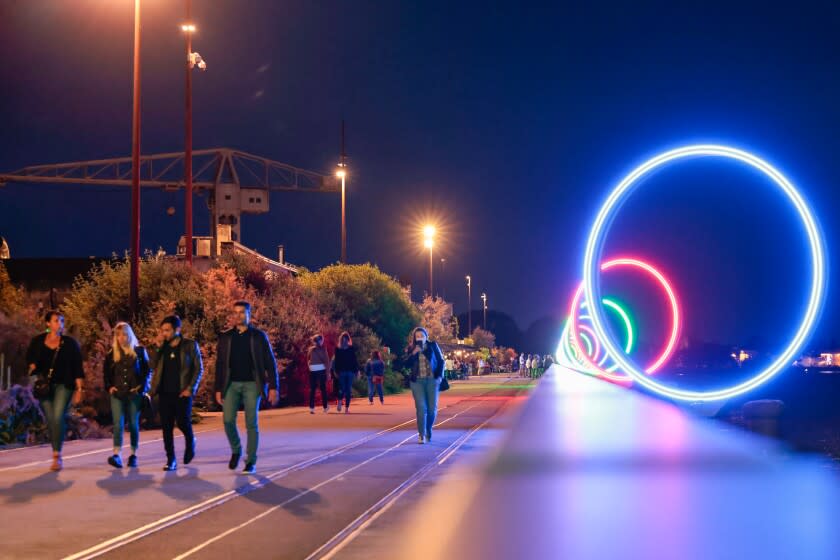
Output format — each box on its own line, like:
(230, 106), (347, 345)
(1, 1), (839, 352)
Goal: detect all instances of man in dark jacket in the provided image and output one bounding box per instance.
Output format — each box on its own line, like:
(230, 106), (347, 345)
(149, 315), (204, 471)
(215, 301), (279, 474)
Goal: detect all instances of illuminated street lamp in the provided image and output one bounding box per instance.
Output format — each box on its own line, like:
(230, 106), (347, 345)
(481, 292), (487, 330)
(181, 3), (206, 266)
(423, 226), (436, 296)
(465, 275), (472, 337)
(338, 121), (348, 263)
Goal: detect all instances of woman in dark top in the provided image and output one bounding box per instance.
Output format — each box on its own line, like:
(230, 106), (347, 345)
(26, 310), (85, 471)
(331, 332), (359, 413)
(103, 322), (152, 469)
(365, 350), (386, 405)
(403, 327), (445, 444)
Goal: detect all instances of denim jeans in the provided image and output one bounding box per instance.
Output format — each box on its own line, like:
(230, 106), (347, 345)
(410, 377), (440, 437)
(111, 393), (142, 451)
(309, 371), (328, 409)
(223, 381), (261, 464)
(41, 384), (72, 452)
(367, 376), (384, 402)
(338, 371), (355, 409)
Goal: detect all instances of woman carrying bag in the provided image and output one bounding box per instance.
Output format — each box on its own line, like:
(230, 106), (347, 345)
(404, 327), (447, 445)
(26, 311), (85, 471)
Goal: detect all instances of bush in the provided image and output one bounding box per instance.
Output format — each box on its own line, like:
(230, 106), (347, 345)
(0, 384), (110, 446)
(0, 384), (47, 445)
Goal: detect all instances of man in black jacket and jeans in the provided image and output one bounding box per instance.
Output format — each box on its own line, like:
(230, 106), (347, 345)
(215, 301), (279, 474)
(149, 315), (203, 472)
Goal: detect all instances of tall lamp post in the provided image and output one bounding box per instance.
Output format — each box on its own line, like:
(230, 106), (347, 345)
(481, 292), (487, 330)
(129, 0), (142, 315)
(423, 225), (435, 297)
(440, 258), (446, 299)
(338, 121), (347, 263)
(465, 275), (472, 337)
(182, 1), (206, 266)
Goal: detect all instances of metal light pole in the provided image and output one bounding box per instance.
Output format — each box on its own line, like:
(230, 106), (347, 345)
(183, 1), (194, 265)
(423, 225), (435, 297)
(129, 0), (142, 315)
(182, 8), (205, 266)
(440, 258), (446, 299)
(481, 292), (487, 330)
(338, 120), (347, 264)
(465, 275), (472, 337)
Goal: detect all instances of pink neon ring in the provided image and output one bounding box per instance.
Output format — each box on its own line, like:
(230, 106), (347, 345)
(569, 257), (681, 382)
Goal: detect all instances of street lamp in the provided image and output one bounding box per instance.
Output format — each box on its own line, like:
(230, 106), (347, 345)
(182, 1), (206, 266)
(129, 0), (142, 315)
(337, 163), (347, 263)
(440, 258), (446, 298)
(481, 292), (487, 330)
(338, 120), (348, 264)
(465, 275), (472, 337)
(423, 231), (434, 297)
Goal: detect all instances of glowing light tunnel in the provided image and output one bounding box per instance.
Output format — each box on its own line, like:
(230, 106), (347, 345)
(582, 145), (826, 401)
(558, 257), (681, 383)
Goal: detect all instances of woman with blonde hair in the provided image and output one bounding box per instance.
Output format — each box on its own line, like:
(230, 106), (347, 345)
(103, 322), (152, 468)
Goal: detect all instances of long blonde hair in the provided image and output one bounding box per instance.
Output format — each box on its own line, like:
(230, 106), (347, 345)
(112, 322), (139, 361)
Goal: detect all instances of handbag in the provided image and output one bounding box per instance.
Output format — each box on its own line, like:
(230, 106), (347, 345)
(33, 339), (63, 400)
(439, 376), (450, 392)
(372, 375), (384, 384)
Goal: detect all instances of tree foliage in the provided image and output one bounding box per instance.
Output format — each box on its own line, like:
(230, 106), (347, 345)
(0, 261), (22, 316)
(470, 327), (496, 349)
(298, 263), (421, 352)
(419, 295), (455, 344)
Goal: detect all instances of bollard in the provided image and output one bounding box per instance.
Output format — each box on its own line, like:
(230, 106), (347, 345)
(742, 400), (784, 438)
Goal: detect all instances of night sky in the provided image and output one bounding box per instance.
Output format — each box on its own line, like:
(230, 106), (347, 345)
(2, 1), (840, 355)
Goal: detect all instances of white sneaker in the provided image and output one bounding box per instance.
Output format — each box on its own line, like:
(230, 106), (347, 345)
(323, 406), (329, 413)
(337, 402), (342, 412)
(417, 435), (425, 444)
(310, 408), (315, 415)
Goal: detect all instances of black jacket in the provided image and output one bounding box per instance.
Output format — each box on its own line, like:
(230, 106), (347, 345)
(214, 326), (279, 395)
(26, 333), (85, 390)
(103, 346), (152, 395)
(404, 341), (445, 382)
(149, 337), (204, 396)
(332, 347), (359, 374)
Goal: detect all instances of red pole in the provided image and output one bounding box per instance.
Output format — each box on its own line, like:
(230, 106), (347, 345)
(184, 0), (193, 265)
(130, 0), (142, 314)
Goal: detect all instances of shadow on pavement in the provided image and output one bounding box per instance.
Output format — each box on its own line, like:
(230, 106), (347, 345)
(235, 474), (322, 518)
(157, 466), (225, 501)
(0, 471), (74, 504)
(95, 468), (157, 497)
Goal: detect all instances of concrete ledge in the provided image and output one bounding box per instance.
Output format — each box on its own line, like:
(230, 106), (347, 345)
(397, 365), (840, 560)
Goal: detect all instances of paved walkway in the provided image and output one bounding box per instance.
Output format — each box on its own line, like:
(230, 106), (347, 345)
(0, 376), (533, 560)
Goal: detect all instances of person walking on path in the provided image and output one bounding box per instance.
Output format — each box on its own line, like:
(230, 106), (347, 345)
(404, 327), (445, 444)
(307, 334), (330, 414)
(214, 301), (279, 474)
(26, 310), (85, 471)
(103, 322), (152, 469)
(365, 350), (386, 405)
(332, 332), (359, 413)
(149, 315), (203, 472)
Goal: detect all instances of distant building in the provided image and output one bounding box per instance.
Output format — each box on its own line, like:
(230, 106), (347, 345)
(794, 352), (840, 368)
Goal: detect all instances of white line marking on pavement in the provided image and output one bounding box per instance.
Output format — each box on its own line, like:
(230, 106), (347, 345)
(309, 394), (515, 560)
(61, 417), (417, 560)
(0, 429), (216, 473)
(62, 381), (518, 560)
(170, 398), (500, 560)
